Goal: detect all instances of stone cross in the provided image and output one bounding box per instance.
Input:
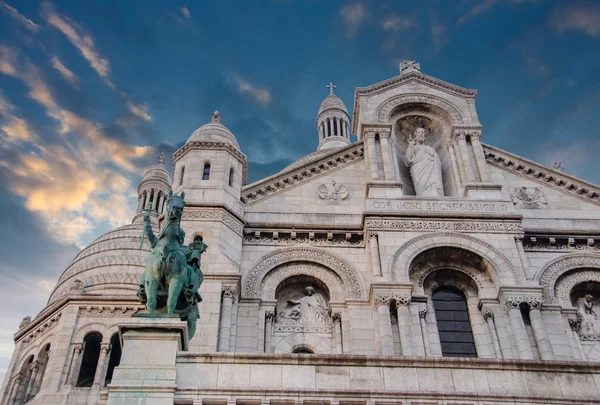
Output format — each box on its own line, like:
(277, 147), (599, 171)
(157, 152), (165, 165)
(553, 161), (564, 172)
(212, 110), (221, 123)
(326, 82), (336, 94)
(400, 60), (421, 75)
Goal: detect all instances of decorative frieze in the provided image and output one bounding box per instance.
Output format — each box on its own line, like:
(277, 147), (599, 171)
(272, 325), (332, 334)
(20, 313), (62, 346)
(243, 230), (363, 247)
(524, 236), (600, 252)
(367, 199), (513, 213)
(173, 141), (248, 184)
(182, 208), (244, 235)
(504, 295), (542, 310)
(78, 305), (145, 317)
(365, 218), (522, 233)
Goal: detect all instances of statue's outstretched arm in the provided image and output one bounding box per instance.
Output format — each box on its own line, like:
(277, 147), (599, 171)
(144, 215), (158, 247)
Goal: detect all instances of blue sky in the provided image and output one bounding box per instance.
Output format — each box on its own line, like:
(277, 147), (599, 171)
(0, 0), (599, 382)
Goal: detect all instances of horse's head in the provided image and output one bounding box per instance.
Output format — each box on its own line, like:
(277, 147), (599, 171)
(166, 190), (186, 222)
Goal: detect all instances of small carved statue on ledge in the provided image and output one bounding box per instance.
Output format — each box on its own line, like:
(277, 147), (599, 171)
(280, 286), (329, 324)
(576, 294), (600, 340)
(404, 127), (444, 197)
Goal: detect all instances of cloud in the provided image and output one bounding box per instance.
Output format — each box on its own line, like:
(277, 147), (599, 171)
(382, 15), (414, 32)
(550, 4), (600, 37)
(49, 55), (79, 85)
(179, 7), (191, 19)
(42, 2), (113, 87)
(0, 92), (38, 144)
(0, 1), (39, 32)
(126, 100), (152, 121)
(226, 73), (272, 106)
(340, 2), (366, 38)
(457, 0), (540, 26)
(430, 22), (446, 50)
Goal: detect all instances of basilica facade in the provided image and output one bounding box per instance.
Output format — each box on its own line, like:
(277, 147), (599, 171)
(2, 61), (600, 405)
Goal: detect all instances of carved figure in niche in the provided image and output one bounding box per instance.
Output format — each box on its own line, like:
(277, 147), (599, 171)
(317, 180), (349, 201)
(404, 127), (444, 197)
(576, 294), (600, 340)
(511, 187), (547, 209)
(280, 286), (329, 323)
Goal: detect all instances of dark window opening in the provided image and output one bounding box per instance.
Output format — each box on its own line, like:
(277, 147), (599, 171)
(229, 167), (234, 187)
(104, 334), (122, 386)
(76, 332), (102, 387)
(432, 288), (477, 358)
(333, 118), (338, 135)
(202, 163), (211, 180)
(327, 119), (331, 137)
(179, 166), (185, 186)
(292, 348), (314, 354)
(194, 235), (203, 242)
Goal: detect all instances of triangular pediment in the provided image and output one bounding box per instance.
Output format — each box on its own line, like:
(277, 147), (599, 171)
(241, 142), (365, 206)
(484, 143), (600, 207)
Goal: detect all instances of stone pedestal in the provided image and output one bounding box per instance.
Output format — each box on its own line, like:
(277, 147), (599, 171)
(106, 316), (188, 405)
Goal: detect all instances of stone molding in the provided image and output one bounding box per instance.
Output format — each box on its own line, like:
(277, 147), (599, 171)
(241, 144), (364, 206)
(484, 144), (600, 207)
(78, 305), (145, 316)
(21, 313), (61, 346)
(365, 218), (523, 233)
(173, 140), (248, 185)
(389, 232), (521, 285)
(537, 253), (600, 304)
(137, 179), (171, 195)
(318, 136), (351, 148)
(376, 93), (465, 126)
(504, 294), (543, 310)
(316, 109), (350, 123)
(243, 247), (365, 300)
(182, 208), (244, 235)
(260, 263), (346, 302)
(524, 236), (600, 253)
(414, 264), (490, 291)
(243, 232), (363, 247)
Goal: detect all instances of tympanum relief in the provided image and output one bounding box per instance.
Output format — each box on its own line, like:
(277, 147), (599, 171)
(277, 286), (330, 324)
(576, 294), (600, 340)
(404, 127), (444, 197)
(511, 187), (547, 209)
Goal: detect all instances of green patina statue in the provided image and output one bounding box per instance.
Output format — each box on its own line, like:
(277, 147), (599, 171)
(137, 190), (207, 339)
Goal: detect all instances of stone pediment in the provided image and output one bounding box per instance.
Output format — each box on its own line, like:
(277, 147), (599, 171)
(241, 142), (364, 206)
(484, 143), (600, 207)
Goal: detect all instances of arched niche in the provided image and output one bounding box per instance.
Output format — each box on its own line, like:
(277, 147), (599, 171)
(274, 275), (331, 324)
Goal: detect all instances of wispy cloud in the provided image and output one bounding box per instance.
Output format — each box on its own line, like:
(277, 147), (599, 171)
(226, 73), (272, 106)
(0, 1), (39, 32)
(382, 15), (414, 32)
(127, 100), (152, 121)
(179, 7), (191, 20)
(0, 92), (38, 144)
(457, 0), (540, 26)
(340, 2), (367, 38)
(550, 4), (600, 37)
(42, 2), (113, 87)
(430, 22), (447, 50)
(49, 55), (79, 85)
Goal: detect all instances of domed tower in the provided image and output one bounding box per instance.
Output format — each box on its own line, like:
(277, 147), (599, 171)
(316, 83), (352, 151)
(132, 152), (173, 225)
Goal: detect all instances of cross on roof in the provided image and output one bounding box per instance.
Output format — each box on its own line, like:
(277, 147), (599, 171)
(326, 82), (336, 94)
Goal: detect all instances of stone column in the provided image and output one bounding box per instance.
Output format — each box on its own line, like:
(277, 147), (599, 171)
(336, 117), (341, 136)
(92, 344), (111, 388)
(69, 343), (84, 386)
(368, 233), (382, 278)
(483, 310), (502, 358)
(364, 130), (380, 181)
(333, 313), (343, 354)
(419, 308), (431, 356)
(455, 131), (476, 183)
(448, 144), (463, 191)
(9, 375), (23, 405)
(375, 294), (395, 355)
(23, 363), (39, 402)
(218, 286), (236, 352)
(505, 298), (534, 360)
(136, 195), (143, 212)
(569, 319), (585, 360)
(319, 122), (324, 141)
(528, 302), (556, 360)
(469, 130), (490, 182)
(151, 190), (158, 210)
(264, 311), (274, 353)
(140, 192), (147, 212)
(394, 294), (415, 356)
(514, 236), (532, 279)
(157, 193), (165, 214)
(379, 129), (395, 180)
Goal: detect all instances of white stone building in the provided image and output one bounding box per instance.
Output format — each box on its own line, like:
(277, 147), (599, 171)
(2, 61), (600, 405)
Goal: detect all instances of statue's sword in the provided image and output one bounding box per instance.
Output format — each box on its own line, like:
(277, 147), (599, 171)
(139, 201), (153, 249)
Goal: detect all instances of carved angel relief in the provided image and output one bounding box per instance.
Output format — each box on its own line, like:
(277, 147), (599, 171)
(317, 180), (348, 201)
(510, 187), (547, 209)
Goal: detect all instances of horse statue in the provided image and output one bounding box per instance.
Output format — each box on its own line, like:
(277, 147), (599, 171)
(137, 190), (207, 339)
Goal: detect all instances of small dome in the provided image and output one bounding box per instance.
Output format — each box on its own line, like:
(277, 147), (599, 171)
(281, 149), (332, 172)
(318, 93), (349, 117)
(141, 160), (172, 185)
(187, 111), (240, 149)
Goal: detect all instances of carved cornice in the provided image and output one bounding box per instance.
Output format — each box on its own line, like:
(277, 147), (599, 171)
(78, 305), (145, 316)
(173, 141), (248, 185)
(182, 208), (244, 235)
(241, 143), (364, 206)
(484, 143), (600, 207)
(318, 136), (351, 148)
(20, 313), (62, 346)
(365, 219), (523, 233)
(243, 231), (363, 247)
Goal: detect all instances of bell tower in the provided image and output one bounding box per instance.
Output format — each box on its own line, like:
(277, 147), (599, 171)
(316, 83), (352, 151)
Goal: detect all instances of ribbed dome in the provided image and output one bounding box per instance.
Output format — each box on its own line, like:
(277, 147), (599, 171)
(281, 149), (332, 172)
(47, 223), (157, 305)
(318, 93), (349, 116)
(141, 163), (172, 185)
(187, 110), (240, 149)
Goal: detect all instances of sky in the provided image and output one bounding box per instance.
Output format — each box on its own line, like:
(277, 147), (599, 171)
(0, 0), (599, 383)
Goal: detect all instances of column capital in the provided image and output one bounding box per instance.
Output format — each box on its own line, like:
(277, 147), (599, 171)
(568, 318), (581, 332)
(393, 293), (412, 307)
(482, 309), (494, 322)
(368, 232), (379, 239)
(374, 293), (392, 307)
(333, 312), (342, 323)
(418, 308), (427, 319)
(363, 129), (377, 139)
(379, 128), (392, 138)
(503, 294), (542, 311)
(265, 311), (275, 323)
(73, 343), (83, 354)
(222, 285), (238, 299)
(100, 343), (111, 354)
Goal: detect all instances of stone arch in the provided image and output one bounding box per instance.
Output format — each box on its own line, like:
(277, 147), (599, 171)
(72, 323), (111, 343)
(554, 270), (600, 307)
(273, 332), (333, 354)
(389, 232), (521, 286)
(536, 253), (600, 305)
(242, 247), (366, 300)
(260, 262), (346, 302)
(376, 94), (465, 125)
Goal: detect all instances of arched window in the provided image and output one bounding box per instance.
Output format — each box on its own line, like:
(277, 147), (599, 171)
(104, 334), (122, 386)
(76, 332), (102, 387)
(9, 355), (34, 404)
(202, 163), (211, 180)
(292, 347), (314, 354)
(327, 119), (331, 137)
(179, 166), (185, 186)
(432, 288), (477, 357)
(333, 117), (338, 136)
(229, 167), (234, 187)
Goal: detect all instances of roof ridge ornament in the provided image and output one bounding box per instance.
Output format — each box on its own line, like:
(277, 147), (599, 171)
(400, 60), (421, 75)
(326, 82), (336, 94)
(212, 110), (221, 123)
(157, 152), (165, 166)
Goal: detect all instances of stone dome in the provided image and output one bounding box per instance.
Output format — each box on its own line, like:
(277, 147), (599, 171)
(281, 149), (332, 172)
(140, 162), (172, 186)
(47, 222), (156, 305)
(317, 93), (349, 117)
(187, 110), (240, 149)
